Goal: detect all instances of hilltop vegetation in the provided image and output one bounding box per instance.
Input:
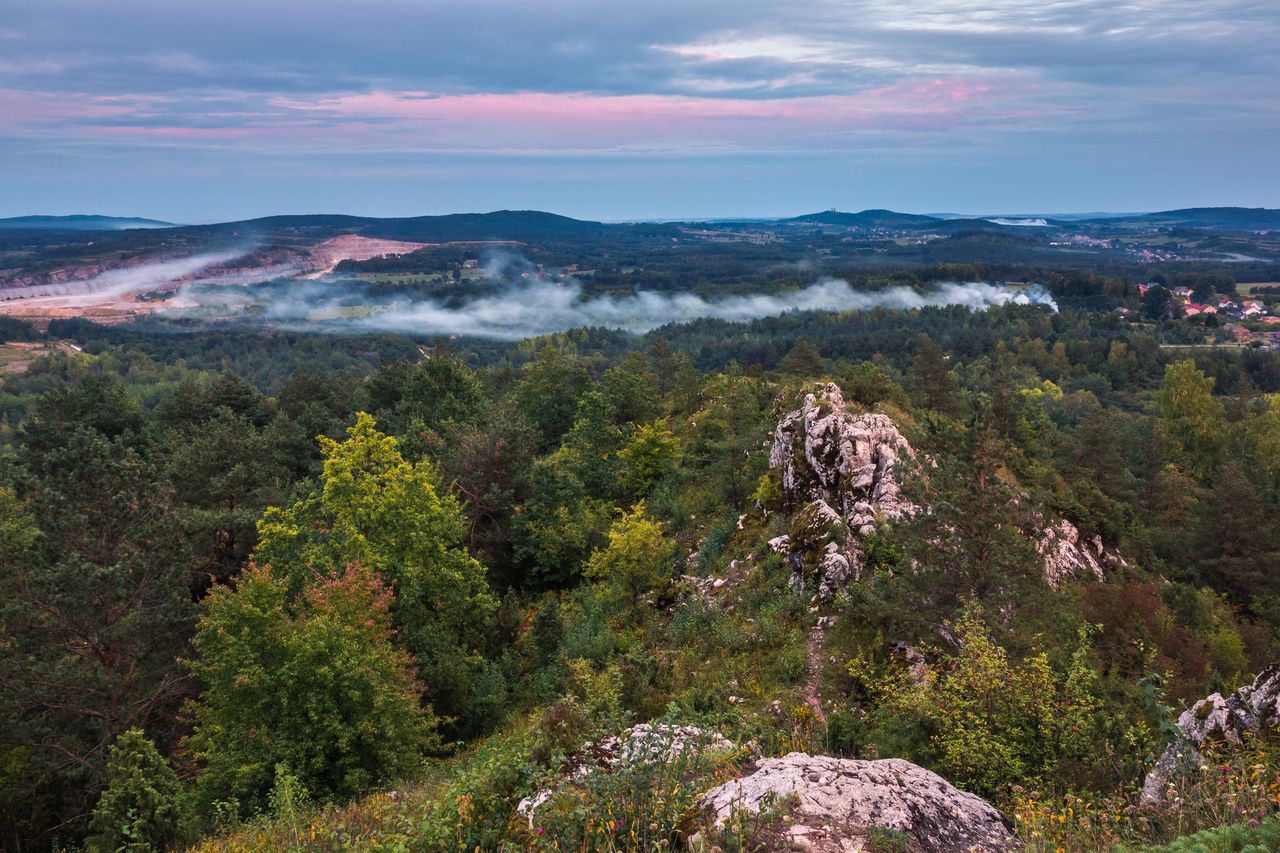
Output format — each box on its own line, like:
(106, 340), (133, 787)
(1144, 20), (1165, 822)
(3, 291), (1280, 850)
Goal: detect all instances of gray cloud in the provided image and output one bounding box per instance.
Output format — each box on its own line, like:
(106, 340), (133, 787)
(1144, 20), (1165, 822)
(3, 0), (1276, 100)
(1, 0), (1276, 219)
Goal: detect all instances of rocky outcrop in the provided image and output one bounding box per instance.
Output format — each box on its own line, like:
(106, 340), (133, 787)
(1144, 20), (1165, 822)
(767, 383), (915, 599)
(700, 753), (1019, 852)
(1036, 517), (1122, 587)
(517, 724), (734, 818)
(1142, 664), (1280, 803)
(770, 383), (915, 523)
(764, 382), (1127, 600)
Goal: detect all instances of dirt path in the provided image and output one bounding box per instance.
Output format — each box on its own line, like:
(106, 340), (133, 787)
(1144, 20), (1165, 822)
(803, 615), (834, 724)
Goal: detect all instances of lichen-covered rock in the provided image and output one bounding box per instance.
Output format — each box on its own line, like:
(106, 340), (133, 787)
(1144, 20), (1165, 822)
(1142, 664), (1280, 803)
(701, 753), (1019, 852)
(767, 384), (914, 599)
(816, 543), (855, 600)
(765, 382), (1124, 600)
(517, 724), (734, 819)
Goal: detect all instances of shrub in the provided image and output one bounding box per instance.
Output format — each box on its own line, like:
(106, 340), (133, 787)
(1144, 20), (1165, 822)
(584, 503), (681, 611)
(86, 728), (189, 853)
(873, 613), (1112, 798)
(185, 564), (439, 815)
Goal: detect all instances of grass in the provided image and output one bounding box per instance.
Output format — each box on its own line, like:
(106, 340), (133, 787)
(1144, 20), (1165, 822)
(1013, 735), (1280, 852)
(1138, 818), (1280, 852)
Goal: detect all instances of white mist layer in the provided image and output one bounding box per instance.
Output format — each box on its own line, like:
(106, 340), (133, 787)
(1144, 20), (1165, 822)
(0, 250), (256, 302)
(234, 278), (1056, 339)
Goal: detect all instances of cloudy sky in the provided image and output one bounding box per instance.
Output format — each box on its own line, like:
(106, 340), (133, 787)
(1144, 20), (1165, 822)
(1, 0), (1276, 221)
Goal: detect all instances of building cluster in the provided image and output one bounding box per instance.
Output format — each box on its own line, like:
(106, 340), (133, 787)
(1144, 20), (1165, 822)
(1137, 283), (1278, 322)
(1126, 283), (1280, 347)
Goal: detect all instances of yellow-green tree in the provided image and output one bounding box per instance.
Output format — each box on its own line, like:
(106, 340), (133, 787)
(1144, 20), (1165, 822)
(253, 413), (494, 719)
(618, 419), (681, 496)
(585, 503), (680, 609)
(1157, 359), (1225, 476)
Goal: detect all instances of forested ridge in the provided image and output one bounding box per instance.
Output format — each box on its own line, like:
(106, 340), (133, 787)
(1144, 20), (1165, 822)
(3, 298), (1280, 851)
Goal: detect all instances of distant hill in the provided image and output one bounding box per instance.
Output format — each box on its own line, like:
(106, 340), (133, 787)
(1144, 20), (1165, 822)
(1086, 207), (1280, 230)
(186, 210), (613, 242)
(0, 214), (174, 231)
(918, 217), (1029, 234)
(784, 209), (941, 229)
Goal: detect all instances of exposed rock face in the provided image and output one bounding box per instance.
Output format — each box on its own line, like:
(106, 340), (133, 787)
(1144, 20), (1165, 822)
(767, 383), (915, 599)
(1142, 664), (1280, 803)
(701, 753), (1019, 852)
(302, 234), (429, 276)
(1036, 517), (1121, 587)
(517, 724), (734, 819)
(770, 383), (915, 522)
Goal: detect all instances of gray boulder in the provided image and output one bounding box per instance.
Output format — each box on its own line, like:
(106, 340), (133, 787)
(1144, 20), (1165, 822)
(701, 753), (1019, 852)
(1142, 664), (1280, 803)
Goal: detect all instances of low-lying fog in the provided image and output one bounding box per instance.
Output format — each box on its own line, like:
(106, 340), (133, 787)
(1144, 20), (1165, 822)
(3, 248), (1057, 338)
(173, 272), (1057, 339)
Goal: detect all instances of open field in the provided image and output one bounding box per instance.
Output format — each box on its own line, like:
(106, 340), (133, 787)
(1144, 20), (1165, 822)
(0, 340), (82, 373)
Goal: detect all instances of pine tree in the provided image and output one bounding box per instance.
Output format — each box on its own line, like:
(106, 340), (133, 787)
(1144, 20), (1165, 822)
(86, 729), (188, 853)
(779, 337), (825, 377)
(908, 335), (959, 416)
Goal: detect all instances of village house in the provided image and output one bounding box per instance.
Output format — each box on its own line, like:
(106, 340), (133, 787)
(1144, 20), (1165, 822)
(1224, 324), (1254, 343)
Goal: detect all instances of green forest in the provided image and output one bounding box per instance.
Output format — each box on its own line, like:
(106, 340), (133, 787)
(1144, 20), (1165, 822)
(3, 294), (1280, 852)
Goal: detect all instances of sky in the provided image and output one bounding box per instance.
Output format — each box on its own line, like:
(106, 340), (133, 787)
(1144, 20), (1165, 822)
(1, 0), (1277, 222)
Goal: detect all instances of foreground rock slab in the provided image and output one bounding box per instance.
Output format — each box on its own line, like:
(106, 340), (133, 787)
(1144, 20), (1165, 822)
(701, 753), (1019, 852)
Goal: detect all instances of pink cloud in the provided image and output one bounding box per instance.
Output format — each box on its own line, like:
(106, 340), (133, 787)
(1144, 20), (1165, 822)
(3, 73), (1069, 153)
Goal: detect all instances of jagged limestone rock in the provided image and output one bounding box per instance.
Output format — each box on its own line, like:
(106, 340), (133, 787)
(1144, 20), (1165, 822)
(770, 383), (915, 521)
(765, 382), (1123, 599)
(1142, 664), (1280, 803)
(1035, 516), (1123, 587)
(701, 753), (1019, 852)
(767, 383), (914, 599)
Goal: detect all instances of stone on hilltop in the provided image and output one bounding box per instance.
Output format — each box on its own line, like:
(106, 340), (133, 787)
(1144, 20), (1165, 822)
(701, 753), (1019, 852)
